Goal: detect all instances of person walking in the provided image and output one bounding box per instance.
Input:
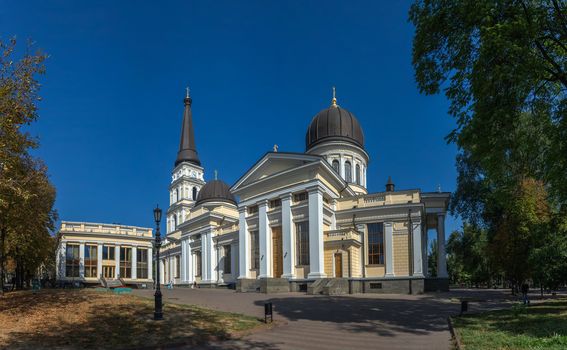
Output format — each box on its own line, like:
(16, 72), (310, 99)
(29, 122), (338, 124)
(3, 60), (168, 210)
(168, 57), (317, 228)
(521, 283), (530, 305)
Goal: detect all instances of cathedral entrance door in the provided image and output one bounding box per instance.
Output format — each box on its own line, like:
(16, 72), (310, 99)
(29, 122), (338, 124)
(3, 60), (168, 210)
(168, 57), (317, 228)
(334, 253), (343, 278)
(272, 226), (283, 277)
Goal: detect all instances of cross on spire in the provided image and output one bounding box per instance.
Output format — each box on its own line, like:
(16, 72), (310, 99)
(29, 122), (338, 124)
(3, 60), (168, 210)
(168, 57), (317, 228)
(186, 86), (190, 98)
(331, 86), (338, 107)
(214, 169), (218, 180)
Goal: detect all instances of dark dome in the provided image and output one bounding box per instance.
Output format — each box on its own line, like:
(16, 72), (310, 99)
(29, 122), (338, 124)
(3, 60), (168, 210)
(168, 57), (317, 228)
(195, 180), (236, 206)
(305, 105), (364, 150)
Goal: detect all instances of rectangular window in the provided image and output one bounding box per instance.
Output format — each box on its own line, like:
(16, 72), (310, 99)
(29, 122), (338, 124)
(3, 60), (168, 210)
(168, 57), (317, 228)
(367, 223), (384, 265)
(224, 245), (231, 274)
(175, 255), (180, 278)
(250, 230), (259, 269)
(269, 198), (281, 209)
(247, 205), (258, 215)
(195, 251), (202, 277)
(120, 247), (132, 278)
(137, 248), (148, 279)
(102, 245), (115, 260)
(293, 192), (308, 203)
(295, 222), (310, 266)
(65, 244), (80, 277)
(84, 245), (98, 278)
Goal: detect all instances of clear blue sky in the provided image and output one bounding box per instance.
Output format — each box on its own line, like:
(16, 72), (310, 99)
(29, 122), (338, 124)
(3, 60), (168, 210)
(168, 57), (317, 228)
(2, 0), (460, 239)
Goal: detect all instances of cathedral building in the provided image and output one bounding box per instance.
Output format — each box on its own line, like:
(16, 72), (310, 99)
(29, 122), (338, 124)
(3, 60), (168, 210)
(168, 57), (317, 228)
(159, 88), (450, 294)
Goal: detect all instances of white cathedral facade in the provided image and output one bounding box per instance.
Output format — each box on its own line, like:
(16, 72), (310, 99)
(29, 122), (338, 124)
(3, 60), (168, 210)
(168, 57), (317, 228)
(159, 90), (450, 294)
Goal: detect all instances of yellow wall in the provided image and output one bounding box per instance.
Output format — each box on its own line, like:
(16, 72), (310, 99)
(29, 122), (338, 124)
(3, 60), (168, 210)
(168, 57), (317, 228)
(393, 234), (410, 276)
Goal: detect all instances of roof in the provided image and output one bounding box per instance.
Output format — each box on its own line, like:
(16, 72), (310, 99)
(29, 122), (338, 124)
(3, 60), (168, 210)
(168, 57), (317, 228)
(175, 94), (201, 166)
(305, 104), (365, 151)
(195, 179), (237, 206)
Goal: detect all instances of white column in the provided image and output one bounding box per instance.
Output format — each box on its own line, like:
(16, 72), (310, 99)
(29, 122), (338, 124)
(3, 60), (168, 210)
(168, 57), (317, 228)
(308, 187), (326, 278)
(57, 241), (66, 280)
(384, 222), (394, 277)
(131, 246), (137, 280)
(258, 200), (271, 278)
(115, 245), (121, 278)
(211, 237), (217, 282)
(437, 213), (448, 278)
(148, 247), (153, 281)
(201, 230), (215, 283)
(159, 259), (165, 284)
(186, 244), (194, 283)
(217, 244), (224, 283)
(412, 219), (424, 277)
(339, 155), (345, 179)
(79, 242), (85, 278)
(281, 194), (295, 279)
(181, 240), (186, 282)
(423, 228), (429, 277)
(238, 207), (250, 279)
(97, 243), (103, 279)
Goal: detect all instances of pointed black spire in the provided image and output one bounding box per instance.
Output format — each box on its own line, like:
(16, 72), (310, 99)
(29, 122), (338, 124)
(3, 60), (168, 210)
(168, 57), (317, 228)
(175, 87), (201, 166)
(386, 176), (395, 192)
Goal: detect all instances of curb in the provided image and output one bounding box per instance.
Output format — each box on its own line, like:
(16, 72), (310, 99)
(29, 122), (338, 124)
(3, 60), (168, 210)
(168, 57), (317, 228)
(447, 316), (463, 350)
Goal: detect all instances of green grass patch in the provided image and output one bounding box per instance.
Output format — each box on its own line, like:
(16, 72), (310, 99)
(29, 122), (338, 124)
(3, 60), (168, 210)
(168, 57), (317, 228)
(453, 299), (567, 350)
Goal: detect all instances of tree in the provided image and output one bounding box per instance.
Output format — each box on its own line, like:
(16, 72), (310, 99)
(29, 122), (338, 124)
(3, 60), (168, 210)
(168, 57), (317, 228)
(410, 0), (566, 202)
(410, 0), (567, 292)
(447, 225), (492, 287)
(428, 238), (438, 277)
(0, 38), (54, 293)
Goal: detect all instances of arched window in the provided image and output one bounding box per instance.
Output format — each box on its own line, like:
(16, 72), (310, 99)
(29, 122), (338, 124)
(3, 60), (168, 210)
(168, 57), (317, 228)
(345, 161), (352, 183)
(332, 160), (340, 174)
(192, 187), (198, 200)
(175, 188), (179, 202)
(356, 164), (361, 185)
(173, 215), (177, 230)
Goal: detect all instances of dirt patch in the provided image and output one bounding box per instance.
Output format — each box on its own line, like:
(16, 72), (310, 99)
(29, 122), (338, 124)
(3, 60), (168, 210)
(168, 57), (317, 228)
(0, 289), (262, 349)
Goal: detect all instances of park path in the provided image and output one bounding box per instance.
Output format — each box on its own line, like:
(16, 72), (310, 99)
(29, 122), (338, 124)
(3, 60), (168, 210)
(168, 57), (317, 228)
(133, 288), (516, 350)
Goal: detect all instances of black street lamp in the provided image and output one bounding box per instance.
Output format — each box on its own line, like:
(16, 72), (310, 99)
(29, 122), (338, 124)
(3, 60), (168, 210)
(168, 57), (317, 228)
(153, 205), (163, 320)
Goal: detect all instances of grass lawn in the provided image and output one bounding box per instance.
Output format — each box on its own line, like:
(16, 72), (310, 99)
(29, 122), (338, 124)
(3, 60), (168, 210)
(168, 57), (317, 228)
(453, 298), (567, 350)
(0, 289), (263, 349)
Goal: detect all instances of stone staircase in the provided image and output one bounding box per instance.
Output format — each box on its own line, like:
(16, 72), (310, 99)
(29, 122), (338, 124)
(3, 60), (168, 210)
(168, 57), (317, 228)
(307, 278), (349, 295)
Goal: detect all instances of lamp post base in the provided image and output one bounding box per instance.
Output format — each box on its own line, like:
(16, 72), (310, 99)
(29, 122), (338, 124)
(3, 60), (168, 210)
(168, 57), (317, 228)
(154, 291), (163, 320)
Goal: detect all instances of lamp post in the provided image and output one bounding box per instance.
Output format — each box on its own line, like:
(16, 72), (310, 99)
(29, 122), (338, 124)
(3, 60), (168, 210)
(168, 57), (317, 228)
(153, 205), (163, 320)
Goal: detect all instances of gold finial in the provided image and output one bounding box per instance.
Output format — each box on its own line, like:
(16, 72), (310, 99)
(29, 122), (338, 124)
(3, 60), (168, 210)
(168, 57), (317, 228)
(273, 144), (278, 152)
(214, 170), (218, 180)
(331, 86), (338, 107)
(186, 86), (190, 98)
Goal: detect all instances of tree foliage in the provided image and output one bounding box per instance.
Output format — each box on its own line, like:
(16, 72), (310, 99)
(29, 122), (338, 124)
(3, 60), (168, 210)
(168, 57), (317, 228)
(0, 38), (56, 293)
(410, 0), (567, 289)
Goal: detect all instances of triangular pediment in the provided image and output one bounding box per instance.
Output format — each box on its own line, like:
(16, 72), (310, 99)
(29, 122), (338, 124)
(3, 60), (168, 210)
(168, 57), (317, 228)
(231, 152), (322, 191)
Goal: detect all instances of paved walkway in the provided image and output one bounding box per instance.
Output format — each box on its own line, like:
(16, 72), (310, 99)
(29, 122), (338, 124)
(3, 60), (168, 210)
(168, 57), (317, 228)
(133, 288), (517, 350)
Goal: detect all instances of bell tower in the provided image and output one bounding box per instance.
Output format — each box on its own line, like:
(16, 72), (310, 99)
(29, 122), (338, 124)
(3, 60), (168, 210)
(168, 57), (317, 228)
(167, 87), (205, 233)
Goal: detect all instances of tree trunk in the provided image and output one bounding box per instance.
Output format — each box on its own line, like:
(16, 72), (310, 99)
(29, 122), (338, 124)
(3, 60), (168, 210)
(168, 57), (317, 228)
(0, 225), (5, 295)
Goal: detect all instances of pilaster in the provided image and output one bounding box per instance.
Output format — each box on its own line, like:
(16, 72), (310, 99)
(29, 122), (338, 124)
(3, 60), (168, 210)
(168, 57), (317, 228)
(115, 245), (121, 278)
(97, 243), (103, 279)
(79, 242), (85, 278)
(132, 246), (138, 279)
(412, 219), (424, 277)
(384, 222), (394, 277)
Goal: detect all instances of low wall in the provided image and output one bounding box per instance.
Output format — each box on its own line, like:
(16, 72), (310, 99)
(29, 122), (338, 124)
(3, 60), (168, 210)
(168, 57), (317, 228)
(424, 278), (450, 292)
(350, 278), (425, 294)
